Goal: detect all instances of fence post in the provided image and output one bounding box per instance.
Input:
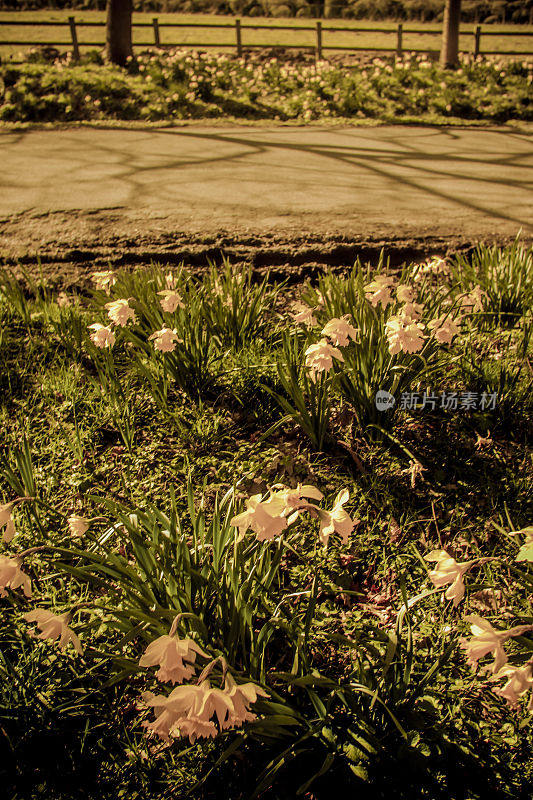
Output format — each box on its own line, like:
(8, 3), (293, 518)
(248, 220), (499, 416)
(474, 25), (481, 57)
(235, 18), (242, 57)
(396, 22), (403, 57)
(316, 20), (322, 60)
(68, 16), (80, 61)
(153, 17), (160, 47)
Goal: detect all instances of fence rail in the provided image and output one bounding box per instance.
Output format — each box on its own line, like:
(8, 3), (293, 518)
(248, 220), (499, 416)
(0, 17), (532, 59)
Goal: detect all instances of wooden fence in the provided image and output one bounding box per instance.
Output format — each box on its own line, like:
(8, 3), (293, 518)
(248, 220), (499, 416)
(1, 18), (532, 60)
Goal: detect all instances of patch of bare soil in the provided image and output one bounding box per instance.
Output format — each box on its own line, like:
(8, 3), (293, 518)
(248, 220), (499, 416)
(1, 209), (527, 288)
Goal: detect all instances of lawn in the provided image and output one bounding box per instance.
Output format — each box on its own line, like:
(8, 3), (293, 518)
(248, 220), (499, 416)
(0, 10), (532, 60)
(1, 241), (532, 799)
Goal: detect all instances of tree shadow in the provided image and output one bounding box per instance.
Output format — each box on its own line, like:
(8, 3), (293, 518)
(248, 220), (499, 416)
(2, 125), (532, 232)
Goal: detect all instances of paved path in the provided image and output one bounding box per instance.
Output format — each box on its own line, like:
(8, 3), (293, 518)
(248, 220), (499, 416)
(1, 125), (532, 250)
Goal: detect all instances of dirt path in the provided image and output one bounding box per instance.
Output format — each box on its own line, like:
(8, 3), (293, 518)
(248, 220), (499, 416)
(1, 124), (531, 281)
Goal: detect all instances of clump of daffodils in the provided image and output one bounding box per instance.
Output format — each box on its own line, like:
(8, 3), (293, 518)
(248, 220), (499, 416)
(423, 521), (533, 715)
(299, 272), (465, 381)
(230, 483), (355, 548)
(138, 621), (268, 744)
(142, 671), (268, 743)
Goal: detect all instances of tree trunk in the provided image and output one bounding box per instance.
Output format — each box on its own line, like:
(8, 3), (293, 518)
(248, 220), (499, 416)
(106, 0), (133, 66)
(440, 0), (461, 68)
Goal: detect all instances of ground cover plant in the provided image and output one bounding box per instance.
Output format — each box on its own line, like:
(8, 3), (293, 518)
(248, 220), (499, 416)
(1, 241), (532, 799)
(1, 46), (532, 123)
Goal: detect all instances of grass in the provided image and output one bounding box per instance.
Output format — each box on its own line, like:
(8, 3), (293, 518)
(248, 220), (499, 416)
(0, 11), (532, 60)
(0, 243), (532, 798)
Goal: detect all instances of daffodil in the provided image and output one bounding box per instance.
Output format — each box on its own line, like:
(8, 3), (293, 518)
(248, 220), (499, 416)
(291, 300), (317, 327)
(396, 284), (415, 303)
(23, 609), (83, 654)
(459, 285), (486, 314)
(516, 527), (533, 563)
(195, 681), (235, 729)
(105, 298), (136, 327)
(314, 489), (355, 546)
(321, 315), (358, 347)
(88, 323), (115, 349)
(492, 663), (533, 710)
(403, 460), (426, 488)
(143, 684), (205, 741)
(460, 615), (533, 674)
(364, 275), (395, 308)
(139, 634), (208, 684)
(385, 315), (425, 355)
(269, 483), (324, 523)
(0, 501), (16, 543)
(0, 555), (32, 598)
(425, 550), (475, 606)
(427, 315), (461, 344)
(68, 515), (89, 538)
(175, 714), (218, 743)
(304, 338), (344, 380)
(91, 270), (116, 294)
(158, 289), (185, 313)
(230, 494), (287, 542)
(221, 672), (269, 729)
(400, 301), (424, 320)
(57, 291), (71, 308)
(149, 327), (181, 353)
